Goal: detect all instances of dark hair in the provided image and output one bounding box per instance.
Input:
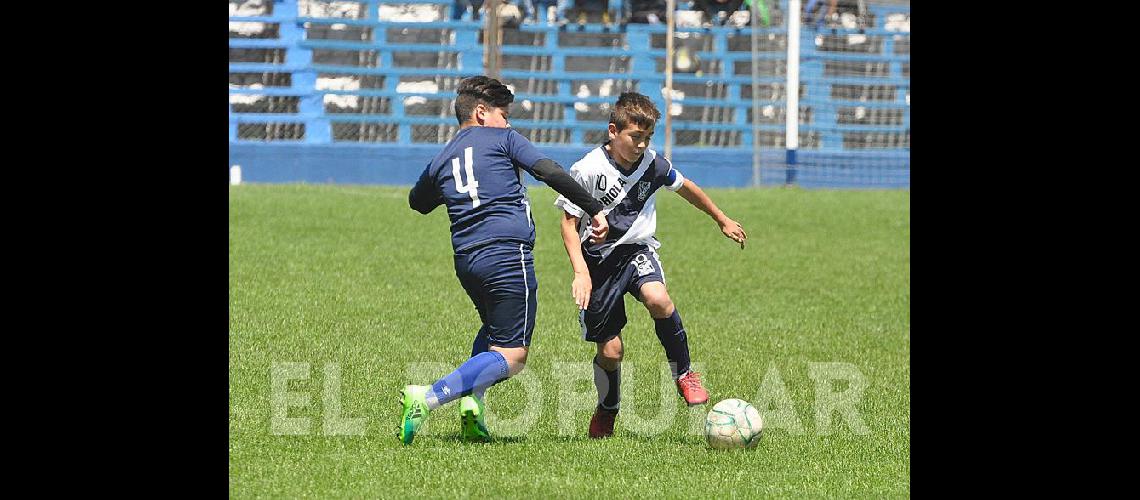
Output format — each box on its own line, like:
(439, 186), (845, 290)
(609, 92), (661, 132)
(454, 76), (515, 125)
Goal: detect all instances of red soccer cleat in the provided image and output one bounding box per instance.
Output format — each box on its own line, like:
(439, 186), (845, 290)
(589, 406), (618, 439)
(676, 371), (709, 405)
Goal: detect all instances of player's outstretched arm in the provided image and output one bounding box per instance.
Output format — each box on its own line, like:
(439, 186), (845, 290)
(560, 212), (592, 310)
(505, 130), (608, 241)
(532, 159), (601, 215)
(532, 159), (608, 243)
(677, 179), (747, 249)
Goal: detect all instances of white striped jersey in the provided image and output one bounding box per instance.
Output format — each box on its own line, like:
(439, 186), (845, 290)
(554, 144), (685, 261)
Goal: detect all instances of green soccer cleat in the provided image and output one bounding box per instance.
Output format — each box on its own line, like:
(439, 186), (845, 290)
(397, 385), (431, 445)
(460, 395), (491, 443)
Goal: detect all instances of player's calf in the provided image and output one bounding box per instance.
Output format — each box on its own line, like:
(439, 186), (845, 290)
(638, 283), (707, 404)
(591, 337), (623, 438)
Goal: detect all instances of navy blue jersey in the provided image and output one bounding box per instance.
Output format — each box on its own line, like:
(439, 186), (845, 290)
(410, 127), (549, 252)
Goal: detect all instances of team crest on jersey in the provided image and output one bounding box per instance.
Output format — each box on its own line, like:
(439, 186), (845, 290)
(637, 181), (652, 201)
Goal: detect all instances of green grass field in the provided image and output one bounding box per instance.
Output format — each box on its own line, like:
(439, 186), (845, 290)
(229, 184), (910, 497)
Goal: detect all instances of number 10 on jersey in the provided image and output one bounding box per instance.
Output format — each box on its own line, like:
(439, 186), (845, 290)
(452, 146), (480, 208)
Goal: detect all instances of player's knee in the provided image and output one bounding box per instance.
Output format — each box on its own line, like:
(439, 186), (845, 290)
(492, 346), (529, 376)
(643, 293), (674, 318)
(510, 349), (529, 375)
(596, 337), (623, 367)
(603, 342), (623, 363)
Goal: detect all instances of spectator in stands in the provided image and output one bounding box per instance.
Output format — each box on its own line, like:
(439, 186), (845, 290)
(500, 1), (525, 27)
(742, 0), (772, 27)
(570, 0), (613, 24)
(803, 0), (837, 29)
(805, 0), (867, 30)
(738, 0), (775, 26)
(835, 0), (867, 28)
(695, 0), (744, 26)
(525, 0), (570, 24)
(627, 0), (666, 24)
(452, 0), (486, 21)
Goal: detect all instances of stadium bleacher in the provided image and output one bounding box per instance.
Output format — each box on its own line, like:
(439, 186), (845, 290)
(229, 0), (909, 188)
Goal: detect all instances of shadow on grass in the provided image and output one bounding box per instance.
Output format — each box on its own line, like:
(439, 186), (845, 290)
(430, 432), (705, 446)
(423, 433), (627, 445)
(618, 432), (706, 445)
(433, 434), (529, 444)
(392, 428), (711, 446)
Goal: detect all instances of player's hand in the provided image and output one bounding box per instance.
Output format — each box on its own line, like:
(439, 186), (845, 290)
(719, 217), (747, 249)
(589, 213), (609, 244)
(571, 272), (592, 310)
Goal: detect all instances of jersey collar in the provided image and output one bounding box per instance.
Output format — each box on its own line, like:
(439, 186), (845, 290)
(601, 142), (647, 179)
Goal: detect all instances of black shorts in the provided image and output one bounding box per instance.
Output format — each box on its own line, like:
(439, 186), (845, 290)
(579, 245), (665, 343)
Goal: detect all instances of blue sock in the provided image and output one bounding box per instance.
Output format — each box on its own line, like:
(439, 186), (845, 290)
(470, 326), (491, 399)
(425, 351), (509, 409)
(654, 309), (691, 379)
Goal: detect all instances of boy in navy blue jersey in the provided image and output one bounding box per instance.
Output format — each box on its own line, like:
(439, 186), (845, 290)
(555, 92), (748, 438)
(400, 76), (609, 444)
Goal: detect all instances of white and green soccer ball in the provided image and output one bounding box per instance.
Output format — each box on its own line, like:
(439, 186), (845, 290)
(704, 398), (764, 449)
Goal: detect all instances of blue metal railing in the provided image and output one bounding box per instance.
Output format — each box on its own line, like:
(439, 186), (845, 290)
(230, 0), (909, 153)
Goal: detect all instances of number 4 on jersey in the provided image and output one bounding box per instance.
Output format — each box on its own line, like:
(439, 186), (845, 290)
(452, 146), (480, 208)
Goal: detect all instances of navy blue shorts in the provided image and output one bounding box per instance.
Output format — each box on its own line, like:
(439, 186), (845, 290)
(580, 245), (665, 343)
(454, 242), (538, 348)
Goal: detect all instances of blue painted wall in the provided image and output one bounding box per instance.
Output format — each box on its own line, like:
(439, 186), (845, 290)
(230, 143), (908, 189)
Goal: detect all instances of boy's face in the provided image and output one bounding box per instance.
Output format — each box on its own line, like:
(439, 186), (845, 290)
(475, 103), (510, 128)
(607, 121), (654, 168)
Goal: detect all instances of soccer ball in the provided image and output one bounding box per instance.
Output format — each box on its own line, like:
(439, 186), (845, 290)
(704, 398), (764, 449)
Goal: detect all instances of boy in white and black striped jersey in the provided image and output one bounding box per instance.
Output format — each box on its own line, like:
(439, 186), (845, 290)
(554, 92), (748, 439)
